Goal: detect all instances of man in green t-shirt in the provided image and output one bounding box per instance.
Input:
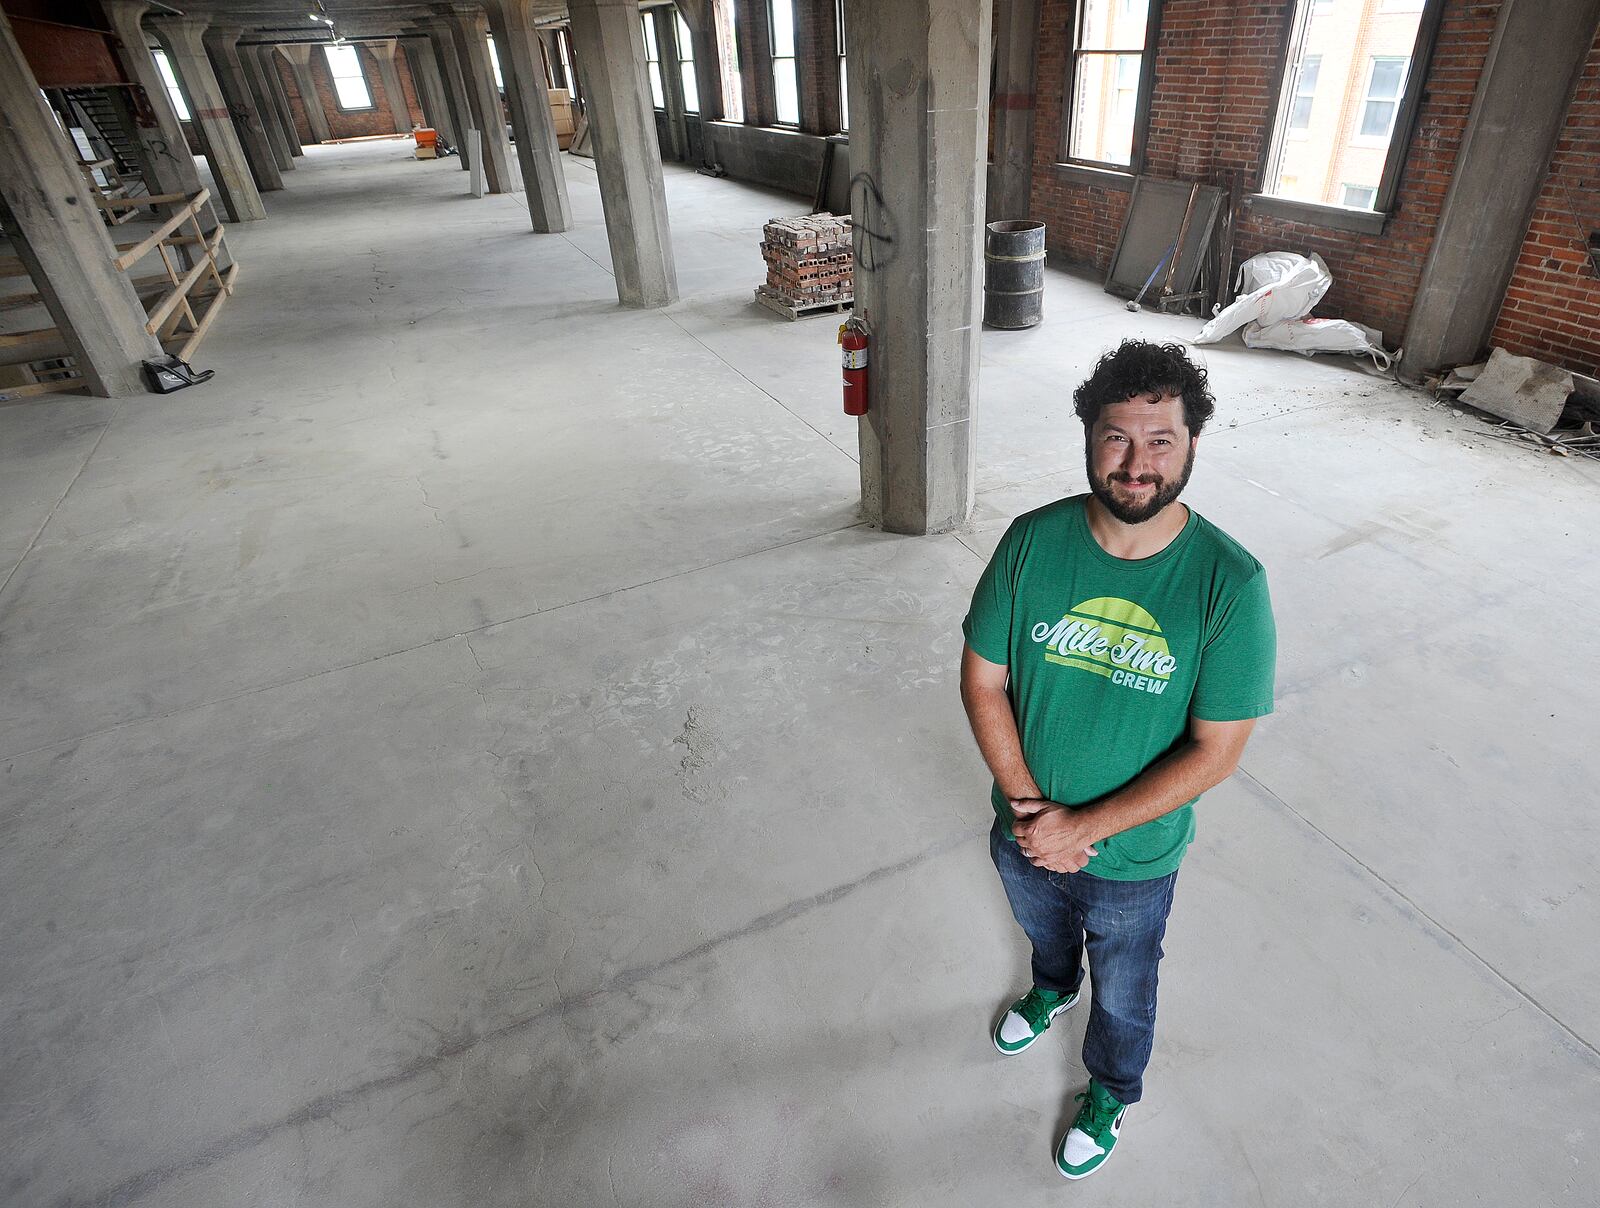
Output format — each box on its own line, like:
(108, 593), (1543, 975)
(960, 340), (1275, 1181)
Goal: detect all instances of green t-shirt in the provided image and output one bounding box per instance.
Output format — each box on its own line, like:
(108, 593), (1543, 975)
(962, 494), (1276, 880)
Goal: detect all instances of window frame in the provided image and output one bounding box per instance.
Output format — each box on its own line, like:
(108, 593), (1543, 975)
(153, 48), (190, 121)
(322, 43), (375, 113)
(675, 10), (699, 115)
(1252, 0), (1446, 234)
(767, 0), (800, 128)
(1057, 0), (1164, 176)
(835, 0), (848, 131)
(641, 13), (666, 111)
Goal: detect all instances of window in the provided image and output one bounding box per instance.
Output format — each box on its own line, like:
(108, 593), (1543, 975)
(1261, 0), (1435, 219)
(642, 15), (665, 109)
(676, 11), (699, 114)
(486, 35), (504, 90)
(718, 0), (743, 123)
(1358, 56), (1408, 141)
(1065, 0), (1153, 169)
(1341, 184), (1377, 209)
(153, 49), (189, 121)
(769, 0), (799, 126)
(836, 0), (848, 130)
(1288, 54), (1320, 132)
(323, 44), (373, 110)
(556, 27), (577, 98)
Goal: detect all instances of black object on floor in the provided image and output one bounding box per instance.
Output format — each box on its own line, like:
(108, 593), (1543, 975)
(143, 355), (214, 394)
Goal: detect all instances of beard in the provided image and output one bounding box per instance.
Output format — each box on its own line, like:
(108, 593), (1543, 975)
(1087, 441), (1196, 525)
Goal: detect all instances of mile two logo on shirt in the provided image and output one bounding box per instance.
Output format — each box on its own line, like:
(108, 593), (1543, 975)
(1030, 597), (1176, 696)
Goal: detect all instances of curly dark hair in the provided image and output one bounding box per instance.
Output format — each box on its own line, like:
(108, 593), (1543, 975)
(1072, 340), (1216, 436)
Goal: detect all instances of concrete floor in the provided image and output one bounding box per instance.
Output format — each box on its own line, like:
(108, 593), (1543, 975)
(2, 140), (1597, 1207)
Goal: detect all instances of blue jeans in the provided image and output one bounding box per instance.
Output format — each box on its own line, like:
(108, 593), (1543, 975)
(990, 821), (1178, 1105)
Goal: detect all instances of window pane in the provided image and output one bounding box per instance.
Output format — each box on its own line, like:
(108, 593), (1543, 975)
(324, 45), (372, 108)
(1265, 1), (1422, 207)
(642, 15), (659, 59)
(770, 0), (796, 56)
(1369, 56), (1406, 99)
(774, 56), (799, 123)
(558, 29), (576, 98)
(1070, 52), (1135, 165)
(839, 56), (848, 130)
(677, 12), (693, 56)
(486, 35), (503, 89)
(650, 63), (665, 109)
(1082, 0), (1146, 52)
(681, 61), (699, 112)
(154, 49), (189, 121)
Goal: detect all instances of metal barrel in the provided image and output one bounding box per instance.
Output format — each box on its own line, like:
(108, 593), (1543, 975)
(983, 220), (1046, 329)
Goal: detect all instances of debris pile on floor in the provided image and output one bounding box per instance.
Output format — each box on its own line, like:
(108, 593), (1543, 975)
(1429, 347), (1600, 460)
(755, 214), (853, 316)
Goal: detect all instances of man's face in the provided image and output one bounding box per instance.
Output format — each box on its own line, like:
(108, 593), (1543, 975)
(1085, 393), (1197, 525)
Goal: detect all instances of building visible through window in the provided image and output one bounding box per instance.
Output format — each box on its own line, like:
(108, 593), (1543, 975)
(323, 44), (373, 110)
(769, 0), (799, 125)
(153, 49), (189, 121)
(676, 11), (698, 114)
(1067, 0), (1148, 168)
(642, 15), (665, 109)
(1264, 0), (1426, 210)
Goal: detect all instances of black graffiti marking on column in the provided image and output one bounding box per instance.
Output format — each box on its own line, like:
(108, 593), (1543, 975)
(850, 172), (898, 273)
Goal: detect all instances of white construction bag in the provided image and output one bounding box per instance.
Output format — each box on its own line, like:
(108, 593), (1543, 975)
(1193, 253), (1333, 344)
(1192, 251), (1390, 368)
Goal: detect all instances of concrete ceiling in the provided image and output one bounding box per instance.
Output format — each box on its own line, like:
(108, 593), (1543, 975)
(157, 0), (578, 43)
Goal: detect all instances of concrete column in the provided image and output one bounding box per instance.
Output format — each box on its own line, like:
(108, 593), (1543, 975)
(440, 5), (517, 194)
(987, 0), (1040, 222)
(1402, 0), (1600, 378)
(567, 0), (678, 307)
(241, 44), (295, 171)
(419, 20), (474, 169)
(403, 39), (447, 140)
(202, 25), (283, 192)
(100, 0), (222, 233)
(0, 10), (162, 397)
(259, 46), (304, 155)
(484, 0), (574, 230)
(653, 7), (689, 161)
(279, 44), (334, 144)
(151, 16), (267, 221)
(368, 39), (416, 134)
(843, 0), (990, 534)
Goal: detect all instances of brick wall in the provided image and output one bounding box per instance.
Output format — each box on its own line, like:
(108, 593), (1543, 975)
(1489, 30), (1600, 377)
(1028, 0), (1504, 354)
(273, 42), (422, 143)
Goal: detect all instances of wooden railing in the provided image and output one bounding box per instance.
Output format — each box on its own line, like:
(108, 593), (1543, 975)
(0, 188), (240, 403)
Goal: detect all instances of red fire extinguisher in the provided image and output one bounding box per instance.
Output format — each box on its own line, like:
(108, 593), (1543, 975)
(839, 319), (868, 416)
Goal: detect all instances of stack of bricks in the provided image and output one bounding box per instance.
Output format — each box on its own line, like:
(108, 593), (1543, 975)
(758, 214), (854, 308)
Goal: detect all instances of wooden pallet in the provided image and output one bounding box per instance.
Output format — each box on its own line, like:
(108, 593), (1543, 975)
(753, 287), (853, 321)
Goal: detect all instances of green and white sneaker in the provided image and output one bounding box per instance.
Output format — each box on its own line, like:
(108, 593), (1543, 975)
(1055, 1079), (1127, 1180)
(991, 986), (1080, 1054)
